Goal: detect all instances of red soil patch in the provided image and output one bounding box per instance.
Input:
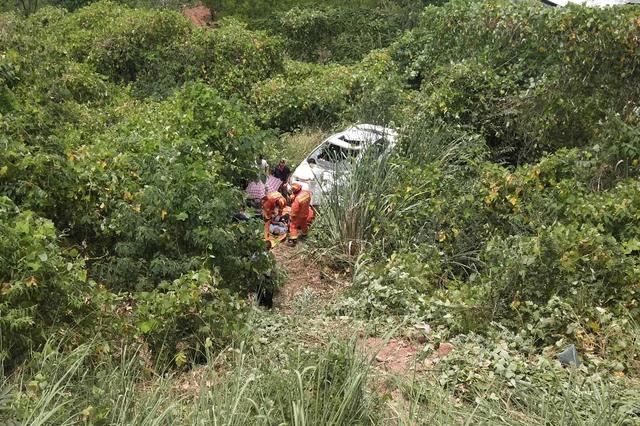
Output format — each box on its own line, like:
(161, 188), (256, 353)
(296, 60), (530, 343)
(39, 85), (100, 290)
(360, 338), (420, 375)
(182, 4), (214, 27)
(360, 338), (456, 376)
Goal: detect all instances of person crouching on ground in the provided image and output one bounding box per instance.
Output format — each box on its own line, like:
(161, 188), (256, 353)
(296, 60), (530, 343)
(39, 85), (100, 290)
(261, 191), (286, 239)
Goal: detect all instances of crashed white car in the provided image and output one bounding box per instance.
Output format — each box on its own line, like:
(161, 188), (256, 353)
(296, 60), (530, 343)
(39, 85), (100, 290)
(289, 124), (398, 205)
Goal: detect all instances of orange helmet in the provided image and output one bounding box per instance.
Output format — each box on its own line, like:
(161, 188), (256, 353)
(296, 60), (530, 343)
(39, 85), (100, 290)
(290, 183), (302, 194)
(282, 206), (291, 216)
(276, 197), (286, 209)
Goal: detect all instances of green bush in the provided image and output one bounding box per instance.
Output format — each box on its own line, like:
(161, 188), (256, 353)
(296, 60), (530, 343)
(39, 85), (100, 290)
(271, 2), (423, 63)
(253, 50), (404, 130)
(331, 123), (640, 341)
(1, 4), (285, 372)
(482, 223), (639, 315)
(7, 3), (284, 99)
(335, 247), (442, 318)
(64, 83), (272, 292)
(0, 197), (103, 369)
(392, 0), (640, 160)
(133, 269), (246, 367)
(252, 61), (355, 130)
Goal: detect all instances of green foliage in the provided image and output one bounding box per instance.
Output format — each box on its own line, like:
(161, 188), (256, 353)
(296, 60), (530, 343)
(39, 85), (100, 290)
(0, 50), (19, 113)
(0, 197), (103, 369)
(275, 128), (328, 166)
(4, 2), (284, 99)
(64, 83), (271, 292)
(1, 3), (283, 368)
(3, 0), (640, 416)
(336, 248), (442, 318)
(392, 0), (640, 161)
(252, 61), (355, 130)
(271, 2), (424, 64)
(253, 50), (404, 130)
(2, 339), (380, 424)
(414, 330), (640, 423)
(329, 122), (640, 372)
(134, 269), (246, 367)
(482, 223), (639, 315)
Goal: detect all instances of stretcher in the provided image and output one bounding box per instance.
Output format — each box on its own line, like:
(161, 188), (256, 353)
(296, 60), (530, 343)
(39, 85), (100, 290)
(264, 220), (288, 246)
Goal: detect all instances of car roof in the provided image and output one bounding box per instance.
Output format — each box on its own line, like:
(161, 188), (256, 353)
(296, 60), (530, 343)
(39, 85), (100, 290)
(325, 124), (397, 150)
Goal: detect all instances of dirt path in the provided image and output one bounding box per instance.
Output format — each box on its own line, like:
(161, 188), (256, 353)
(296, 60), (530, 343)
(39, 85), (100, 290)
(270, 244), (438, 377)
(176, 241), (445, 423)
(271, 244), (347, 314)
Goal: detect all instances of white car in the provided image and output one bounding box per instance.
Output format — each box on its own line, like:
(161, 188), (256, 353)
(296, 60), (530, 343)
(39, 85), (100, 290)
(289, 124), (398, 205)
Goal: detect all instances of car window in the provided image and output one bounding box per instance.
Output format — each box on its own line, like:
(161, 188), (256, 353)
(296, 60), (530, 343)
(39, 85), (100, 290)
(310, 143), (357, 165)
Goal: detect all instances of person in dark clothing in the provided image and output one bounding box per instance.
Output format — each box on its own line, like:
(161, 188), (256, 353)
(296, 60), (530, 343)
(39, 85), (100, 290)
(255, 240), (275, 308)
(272, 159), (291, 182)
(272, 159), (291, 199)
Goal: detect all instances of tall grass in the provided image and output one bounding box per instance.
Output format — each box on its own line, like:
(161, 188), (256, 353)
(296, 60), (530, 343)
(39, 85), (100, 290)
(395, 368), (640, 425)
(277, 128), (328, 166)
(1, 342), (180, 425)
(1, 339), (380, 425)
(3, 335), (638, 425)
(313, 123), (486, 264)
(314, 144), (399, 260)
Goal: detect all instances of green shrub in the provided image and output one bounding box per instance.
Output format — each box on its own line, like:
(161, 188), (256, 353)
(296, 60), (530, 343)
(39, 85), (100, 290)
(64, 83), (272, 292)
(252, 61), (355, 130)
(0, 197), (103, 369)
(9, 3), (284, 99)
(337, 248), (442, 318)
(0, 50), (19, 113)
(133, 269), (246, 367)
(392, 0), (640, 160)
(271, 3), (423, 63)
(482, 223), (639, 315)
(511, 298), (640, 373)
(253, 50), (404, 130)
(61, 3), (191, 82)
(403, 61), (519, 155)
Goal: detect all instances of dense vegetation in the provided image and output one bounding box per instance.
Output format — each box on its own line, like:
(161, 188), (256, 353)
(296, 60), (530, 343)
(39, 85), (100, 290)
(2, 0), (640, 423)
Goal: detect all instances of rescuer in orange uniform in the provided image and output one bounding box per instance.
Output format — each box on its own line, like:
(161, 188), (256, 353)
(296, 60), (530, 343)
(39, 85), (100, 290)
(287, 183), (312, 246)
(261, 191), (286, 239)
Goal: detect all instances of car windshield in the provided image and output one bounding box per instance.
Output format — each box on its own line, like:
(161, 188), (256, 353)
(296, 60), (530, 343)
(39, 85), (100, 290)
(309, 143), (358, 167)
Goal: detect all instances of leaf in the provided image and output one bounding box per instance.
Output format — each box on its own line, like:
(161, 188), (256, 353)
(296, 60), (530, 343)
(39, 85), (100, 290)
(161, 209), (168, 220)
(176, 211), (188, 221)
(137, 319), (158, 334)
(38, 253), (48, 262)
(81, 406), (94, 419)
(587, 321), (600, 332)
(175, 351), (187, 367)
(622, 239), (640, 254)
